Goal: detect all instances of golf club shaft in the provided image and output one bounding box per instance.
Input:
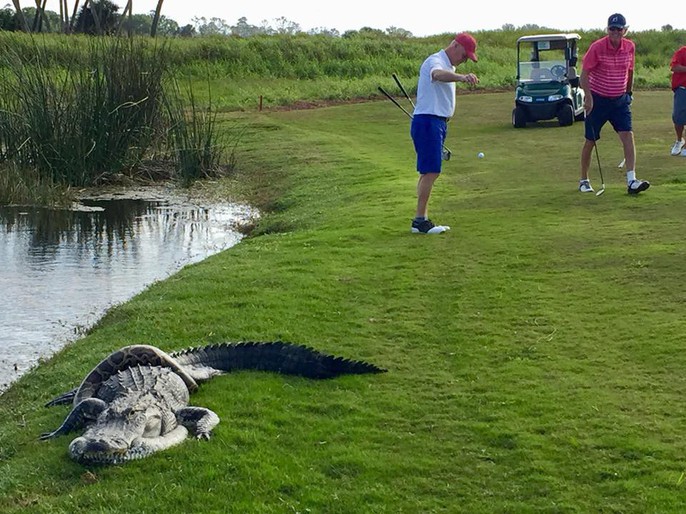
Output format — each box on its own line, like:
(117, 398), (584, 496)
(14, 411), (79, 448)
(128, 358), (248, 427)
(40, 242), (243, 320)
(392, 73), (416, 109)
(589, 116), (605, 189)
(378, 86), (413, 119)
(592, 141), (604, 186)
(378, 86), (452, 155)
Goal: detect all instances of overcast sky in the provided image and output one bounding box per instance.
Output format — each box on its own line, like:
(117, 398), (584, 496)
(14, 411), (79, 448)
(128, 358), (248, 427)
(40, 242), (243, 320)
(23, 1), (686, 36)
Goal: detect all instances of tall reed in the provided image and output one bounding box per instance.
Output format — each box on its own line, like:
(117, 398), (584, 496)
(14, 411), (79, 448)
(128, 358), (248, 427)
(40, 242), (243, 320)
(0, 162), (72, 206)
(0, 36), (167, 186)
(163, 79), (230, 185)
(0, 34), (230, 203)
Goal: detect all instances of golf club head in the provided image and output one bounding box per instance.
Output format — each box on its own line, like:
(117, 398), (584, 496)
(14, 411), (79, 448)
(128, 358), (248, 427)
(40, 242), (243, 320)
(595, 187), (605, 197)
(442, 149), (451, 161)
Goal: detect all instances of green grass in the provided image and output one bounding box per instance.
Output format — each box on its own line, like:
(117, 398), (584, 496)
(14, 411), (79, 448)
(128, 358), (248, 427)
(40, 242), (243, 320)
(1, 90), (686, 512)
(2, 30), (684, 111)
(0, 162), (73, 206)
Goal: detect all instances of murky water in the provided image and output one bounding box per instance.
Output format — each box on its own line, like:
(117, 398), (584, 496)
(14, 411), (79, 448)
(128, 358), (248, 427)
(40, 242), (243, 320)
(0, 192), (255, 391)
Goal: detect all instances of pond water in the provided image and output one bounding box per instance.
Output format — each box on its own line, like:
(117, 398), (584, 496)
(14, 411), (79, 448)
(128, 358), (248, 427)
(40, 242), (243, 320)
(0, 190), (255, 392)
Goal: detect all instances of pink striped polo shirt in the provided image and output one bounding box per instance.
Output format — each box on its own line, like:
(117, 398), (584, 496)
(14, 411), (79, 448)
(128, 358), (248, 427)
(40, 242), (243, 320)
(670, 46), (686, 90)
(582, 35), (635, 97)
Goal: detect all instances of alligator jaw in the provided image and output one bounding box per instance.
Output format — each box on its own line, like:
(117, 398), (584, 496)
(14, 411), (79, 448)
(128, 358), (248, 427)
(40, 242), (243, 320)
(69, 425), (189, 464)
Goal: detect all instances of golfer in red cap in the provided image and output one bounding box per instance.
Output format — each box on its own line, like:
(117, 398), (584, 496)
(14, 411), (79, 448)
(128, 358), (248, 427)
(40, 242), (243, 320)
(410, 33), (479, 234)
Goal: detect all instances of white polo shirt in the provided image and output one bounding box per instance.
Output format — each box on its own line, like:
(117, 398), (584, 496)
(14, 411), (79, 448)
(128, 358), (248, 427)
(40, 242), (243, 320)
(413, 49), (456, 118)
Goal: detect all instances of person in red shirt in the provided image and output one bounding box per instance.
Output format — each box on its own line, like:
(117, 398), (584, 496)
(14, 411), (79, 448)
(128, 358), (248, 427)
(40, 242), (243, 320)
(669, 45), (686, 156)
(578, 13), (650, 195)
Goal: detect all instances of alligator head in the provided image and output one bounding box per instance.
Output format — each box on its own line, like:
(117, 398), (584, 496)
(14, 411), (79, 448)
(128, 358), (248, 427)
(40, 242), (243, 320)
(68, 392), (190, 464)
(40, 366), (218, 465)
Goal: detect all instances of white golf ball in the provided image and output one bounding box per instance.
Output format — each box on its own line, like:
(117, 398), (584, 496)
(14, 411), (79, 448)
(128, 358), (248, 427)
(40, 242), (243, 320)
(477, 152), (485, 159)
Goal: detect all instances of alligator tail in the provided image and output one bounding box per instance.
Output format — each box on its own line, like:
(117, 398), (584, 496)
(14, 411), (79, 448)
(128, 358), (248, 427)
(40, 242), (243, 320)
(170, 341), (386, 379)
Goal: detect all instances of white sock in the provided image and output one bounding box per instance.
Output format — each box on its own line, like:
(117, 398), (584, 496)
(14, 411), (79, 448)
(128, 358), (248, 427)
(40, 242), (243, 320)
(626, 170), (636, 184)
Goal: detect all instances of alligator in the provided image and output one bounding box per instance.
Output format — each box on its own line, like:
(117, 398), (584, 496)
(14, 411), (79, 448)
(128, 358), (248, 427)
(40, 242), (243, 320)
(40, 341), (385, 464)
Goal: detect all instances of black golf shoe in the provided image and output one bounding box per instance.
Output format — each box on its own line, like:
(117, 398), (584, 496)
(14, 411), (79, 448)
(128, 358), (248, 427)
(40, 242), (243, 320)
(411, 218), (450, 234)
(627, 179), (650, 195)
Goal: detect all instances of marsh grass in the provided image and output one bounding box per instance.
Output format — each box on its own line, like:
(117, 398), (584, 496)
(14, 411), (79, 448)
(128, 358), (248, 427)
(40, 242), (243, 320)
(0, 36), (167, 185)
(0, 162), (71, 206)
(163, 78), (233, 185)
(1, 91), (685, 512)
(0, 34), (229, 198)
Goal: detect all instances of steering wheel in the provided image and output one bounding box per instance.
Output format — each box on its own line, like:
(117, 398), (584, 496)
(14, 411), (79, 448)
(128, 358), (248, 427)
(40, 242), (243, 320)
(550, 65), (566, 78)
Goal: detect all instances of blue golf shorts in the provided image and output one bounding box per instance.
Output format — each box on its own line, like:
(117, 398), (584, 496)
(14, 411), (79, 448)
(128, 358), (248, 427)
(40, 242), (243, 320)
(673, 87), (686, 125)
(584, 92), (632, 141)
(410, 114), (447, 174)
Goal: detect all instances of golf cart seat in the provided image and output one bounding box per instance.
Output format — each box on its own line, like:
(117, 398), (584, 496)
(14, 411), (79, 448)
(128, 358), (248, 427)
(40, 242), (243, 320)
(567, 66), (579, 87)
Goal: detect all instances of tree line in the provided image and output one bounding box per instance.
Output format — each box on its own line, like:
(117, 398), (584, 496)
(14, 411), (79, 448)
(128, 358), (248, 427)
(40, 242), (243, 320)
(0, 1), (414, 38)
(1, 2), (681, 39)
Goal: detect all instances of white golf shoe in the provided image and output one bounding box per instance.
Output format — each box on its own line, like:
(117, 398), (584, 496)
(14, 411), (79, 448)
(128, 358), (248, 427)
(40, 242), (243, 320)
(627, 179), (650, 195)
(671, 138), (685, 156)
(578, 180), (594, 193)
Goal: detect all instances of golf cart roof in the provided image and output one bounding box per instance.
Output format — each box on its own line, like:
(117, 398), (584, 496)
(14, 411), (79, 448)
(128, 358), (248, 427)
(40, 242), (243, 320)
(516, 33), (581, 43)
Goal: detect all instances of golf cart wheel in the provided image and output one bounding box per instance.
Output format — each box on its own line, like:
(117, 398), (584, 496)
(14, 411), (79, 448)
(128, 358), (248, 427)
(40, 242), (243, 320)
(512, 106), (527, 128)
(575, 110), (585, 122)
(558, 104), (574, 126)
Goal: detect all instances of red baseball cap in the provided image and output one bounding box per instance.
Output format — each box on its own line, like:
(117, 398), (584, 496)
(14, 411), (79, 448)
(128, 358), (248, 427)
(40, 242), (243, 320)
(455, 33), (478, 62)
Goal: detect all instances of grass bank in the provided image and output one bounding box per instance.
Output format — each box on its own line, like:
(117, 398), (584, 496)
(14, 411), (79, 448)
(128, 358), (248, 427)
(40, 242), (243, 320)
(1, 91), (685, 512)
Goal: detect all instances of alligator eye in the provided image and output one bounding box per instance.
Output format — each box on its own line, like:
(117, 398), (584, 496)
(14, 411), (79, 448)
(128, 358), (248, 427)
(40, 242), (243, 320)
(143, 416), (162, 438)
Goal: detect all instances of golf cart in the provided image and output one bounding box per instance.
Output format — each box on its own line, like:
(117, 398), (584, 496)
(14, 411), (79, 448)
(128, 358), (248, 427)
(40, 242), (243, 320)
(512, 33), (585, 128)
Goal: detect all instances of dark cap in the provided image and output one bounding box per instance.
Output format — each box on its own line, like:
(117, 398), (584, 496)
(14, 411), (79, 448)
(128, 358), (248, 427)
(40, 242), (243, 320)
(608, 13), (627, 29)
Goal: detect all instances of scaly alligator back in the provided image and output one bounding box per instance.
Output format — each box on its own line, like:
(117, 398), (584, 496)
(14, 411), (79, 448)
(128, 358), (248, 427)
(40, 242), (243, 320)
(73, 344), (199, 405)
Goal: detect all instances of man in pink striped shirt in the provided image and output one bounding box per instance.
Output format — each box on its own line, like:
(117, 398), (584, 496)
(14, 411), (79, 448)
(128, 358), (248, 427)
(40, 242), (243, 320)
(578, 13), (650, 195)
(669, 45), (686, 156)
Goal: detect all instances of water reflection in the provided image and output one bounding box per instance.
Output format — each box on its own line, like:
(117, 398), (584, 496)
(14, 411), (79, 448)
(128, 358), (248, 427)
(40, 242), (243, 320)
(0, 196), (254, 391)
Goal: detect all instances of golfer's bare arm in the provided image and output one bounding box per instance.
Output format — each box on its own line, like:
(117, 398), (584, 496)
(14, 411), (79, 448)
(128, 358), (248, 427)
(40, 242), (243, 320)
(432, 69), (479, 85)
(580, 69), (591, 95)
(626, 69), (634, 94)
(580, 69), (593, 112)
(671, 63), (686, 73)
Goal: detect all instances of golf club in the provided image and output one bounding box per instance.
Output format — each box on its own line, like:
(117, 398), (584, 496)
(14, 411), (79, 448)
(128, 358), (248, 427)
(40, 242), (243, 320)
(392, 73), (416, 109)
(589, 120), (605, 196)
(378, 86), (413, 120)
(378, 85), (452, 160)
